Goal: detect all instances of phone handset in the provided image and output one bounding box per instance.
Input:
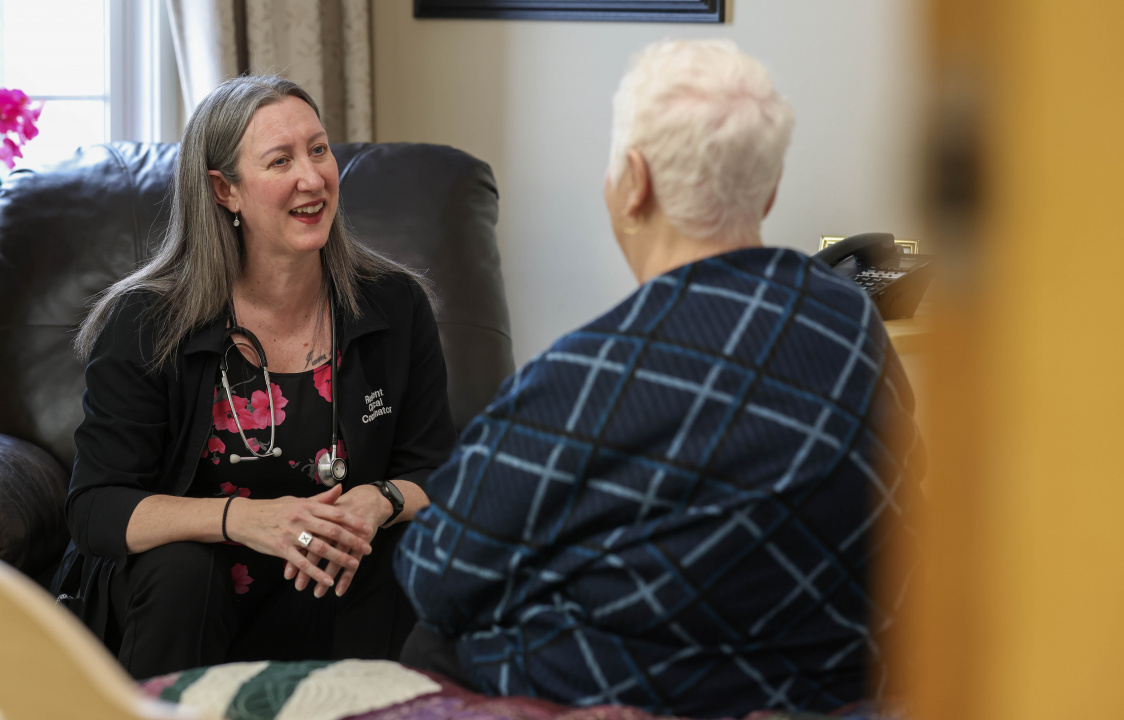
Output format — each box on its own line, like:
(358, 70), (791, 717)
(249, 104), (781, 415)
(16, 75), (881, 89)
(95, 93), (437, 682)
(813, 232), (897, 269)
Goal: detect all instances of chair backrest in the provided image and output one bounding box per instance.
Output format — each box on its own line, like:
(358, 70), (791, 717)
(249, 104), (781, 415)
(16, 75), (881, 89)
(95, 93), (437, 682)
(0, 142), (513, 579)
(0, 558), (203, 719)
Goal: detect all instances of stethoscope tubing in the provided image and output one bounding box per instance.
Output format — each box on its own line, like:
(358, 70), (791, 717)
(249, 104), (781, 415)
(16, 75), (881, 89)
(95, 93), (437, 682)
(220, 323), (280, 461)
(220, 295), (343, 484)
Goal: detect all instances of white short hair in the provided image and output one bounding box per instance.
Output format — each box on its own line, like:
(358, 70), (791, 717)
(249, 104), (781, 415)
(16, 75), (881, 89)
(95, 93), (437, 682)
(608, 39), (794, 245)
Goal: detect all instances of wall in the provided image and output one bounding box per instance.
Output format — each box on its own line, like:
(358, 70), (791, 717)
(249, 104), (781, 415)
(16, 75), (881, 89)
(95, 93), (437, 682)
(373, 0), (925, 364)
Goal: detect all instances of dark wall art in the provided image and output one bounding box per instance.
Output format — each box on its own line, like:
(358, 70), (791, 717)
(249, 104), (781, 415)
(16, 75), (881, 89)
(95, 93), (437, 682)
(414, 1), (724, 23)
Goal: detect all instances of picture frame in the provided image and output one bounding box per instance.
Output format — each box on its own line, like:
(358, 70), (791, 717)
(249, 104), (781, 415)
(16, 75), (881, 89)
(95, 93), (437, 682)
(820, 236), (921, 255)
(414, 0), (724, 23)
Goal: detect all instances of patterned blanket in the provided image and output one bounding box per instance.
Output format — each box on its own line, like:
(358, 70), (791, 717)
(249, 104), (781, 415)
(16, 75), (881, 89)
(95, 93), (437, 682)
(138, 659), (900, 720)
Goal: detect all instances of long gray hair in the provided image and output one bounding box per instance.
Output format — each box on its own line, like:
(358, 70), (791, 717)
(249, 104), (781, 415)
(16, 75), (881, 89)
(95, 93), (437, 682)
(76, 74), (429, 368)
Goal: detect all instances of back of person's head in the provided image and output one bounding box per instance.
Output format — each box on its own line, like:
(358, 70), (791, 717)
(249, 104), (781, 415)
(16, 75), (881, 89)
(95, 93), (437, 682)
(607, 39), (794, 246)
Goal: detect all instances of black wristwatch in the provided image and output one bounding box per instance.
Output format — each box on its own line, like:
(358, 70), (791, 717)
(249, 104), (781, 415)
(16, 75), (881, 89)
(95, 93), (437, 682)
(372, 480), (404, 527)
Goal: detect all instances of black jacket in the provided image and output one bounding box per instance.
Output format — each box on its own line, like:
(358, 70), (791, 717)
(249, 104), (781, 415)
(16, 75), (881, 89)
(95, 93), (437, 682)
(56, 273), (456, 639)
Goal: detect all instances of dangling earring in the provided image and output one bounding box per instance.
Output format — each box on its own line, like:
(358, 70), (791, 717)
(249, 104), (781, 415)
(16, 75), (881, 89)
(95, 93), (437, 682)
(233, 212), (241, 227)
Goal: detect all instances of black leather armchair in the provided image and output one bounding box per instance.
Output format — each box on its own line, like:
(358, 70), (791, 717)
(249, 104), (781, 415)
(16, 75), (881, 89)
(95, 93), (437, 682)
(0, 142), (513, 585)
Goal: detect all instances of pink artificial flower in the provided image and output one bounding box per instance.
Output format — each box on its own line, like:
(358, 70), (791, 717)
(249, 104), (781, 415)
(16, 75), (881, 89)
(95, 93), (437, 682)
(313, 362), (332, 402)
(0, 88), (42, 140)
(0, 87), (42, 169)
(249, 383), (287, 429)
(212, 393), (253, 434)
(231, 564), (253, 595)
(0, 137), (22, 170)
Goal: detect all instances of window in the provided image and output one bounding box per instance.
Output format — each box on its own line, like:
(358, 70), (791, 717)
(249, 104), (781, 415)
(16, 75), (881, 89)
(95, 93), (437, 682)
(0, 0), (178, 180)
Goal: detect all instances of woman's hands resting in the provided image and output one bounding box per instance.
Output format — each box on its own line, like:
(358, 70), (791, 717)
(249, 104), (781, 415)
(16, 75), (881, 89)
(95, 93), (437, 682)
(281, 484), (394, 598)
(125, 482), (418, 598)
(224, 484), (377, 593)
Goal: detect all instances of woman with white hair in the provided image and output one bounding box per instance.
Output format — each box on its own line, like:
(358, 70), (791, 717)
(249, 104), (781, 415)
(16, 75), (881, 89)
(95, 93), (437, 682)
(394, 40), (922, 717)
(55, 75), (456, 678)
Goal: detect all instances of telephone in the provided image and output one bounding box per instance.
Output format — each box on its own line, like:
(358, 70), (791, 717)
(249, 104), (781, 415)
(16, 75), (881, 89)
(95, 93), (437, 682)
(812, 232), (934, 320)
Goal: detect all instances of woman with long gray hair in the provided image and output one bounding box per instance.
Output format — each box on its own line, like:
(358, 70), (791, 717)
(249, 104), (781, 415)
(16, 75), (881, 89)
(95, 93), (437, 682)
(55, 75), (455, 678)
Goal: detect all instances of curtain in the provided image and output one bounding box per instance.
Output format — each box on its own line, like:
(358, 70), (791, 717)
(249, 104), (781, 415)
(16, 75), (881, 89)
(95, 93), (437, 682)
(165, 0), (374, 142)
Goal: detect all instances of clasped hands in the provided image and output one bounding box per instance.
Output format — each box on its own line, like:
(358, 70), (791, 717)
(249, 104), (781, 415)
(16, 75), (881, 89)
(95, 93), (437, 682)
(225, 483), (394, 598)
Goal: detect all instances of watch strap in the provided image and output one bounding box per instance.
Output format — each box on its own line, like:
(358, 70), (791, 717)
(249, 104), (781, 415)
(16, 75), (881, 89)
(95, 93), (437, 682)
(373, 480), (404, 527)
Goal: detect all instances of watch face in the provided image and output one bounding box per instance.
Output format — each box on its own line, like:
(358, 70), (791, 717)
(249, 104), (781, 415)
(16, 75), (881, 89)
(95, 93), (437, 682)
(380, 480), (404, 505)
(376, 481), (404, 527)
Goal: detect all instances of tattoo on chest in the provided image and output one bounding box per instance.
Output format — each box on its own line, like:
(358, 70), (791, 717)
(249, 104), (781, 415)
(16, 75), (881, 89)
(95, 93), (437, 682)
(304, 350), (329, 369)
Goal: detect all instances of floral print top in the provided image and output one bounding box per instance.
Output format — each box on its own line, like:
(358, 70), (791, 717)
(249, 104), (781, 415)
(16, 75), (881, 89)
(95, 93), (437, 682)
(190, 350), (345, 598)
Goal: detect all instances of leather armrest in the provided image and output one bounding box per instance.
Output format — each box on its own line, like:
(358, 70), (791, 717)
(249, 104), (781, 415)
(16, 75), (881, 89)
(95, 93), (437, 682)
(0, 434), (70, 583)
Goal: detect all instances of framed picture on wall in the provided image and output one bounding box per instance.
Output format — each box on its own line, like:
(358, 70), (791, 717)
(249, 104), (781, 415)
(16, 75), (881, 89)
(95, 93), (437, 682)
(414, 1), (725, 23)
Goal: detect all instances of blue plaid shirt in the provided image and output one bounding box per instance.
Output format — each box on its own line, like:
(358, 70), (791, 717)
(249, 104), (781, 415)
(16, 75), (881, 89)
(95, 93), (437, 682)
(395, 247), (923, 717)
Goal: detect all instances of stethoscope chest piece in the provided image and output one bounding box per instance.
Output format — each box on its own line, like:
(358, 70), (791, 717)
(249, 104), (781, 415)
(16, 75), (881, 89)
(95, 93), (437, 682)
(317, 449), (348, 487)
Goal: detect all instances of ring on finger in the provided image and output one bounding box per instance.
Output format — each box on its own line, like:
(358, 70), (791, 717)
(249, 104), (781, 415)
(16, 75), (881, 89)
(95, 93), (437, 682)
(297, 530), (314, 548)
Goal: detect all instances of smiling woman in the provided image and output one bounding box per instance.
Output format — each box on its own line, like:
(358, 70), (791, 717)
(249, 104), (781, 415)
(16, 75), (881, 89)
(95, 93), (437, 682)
(209, 96), (342, 333)
(55, 75), (457, 679)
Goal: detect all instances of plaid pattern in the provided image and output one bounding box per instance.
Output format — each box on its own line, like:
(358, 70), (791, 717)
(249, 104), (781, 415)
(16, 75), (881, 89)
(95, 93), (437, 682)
(395, 248), (922, 718)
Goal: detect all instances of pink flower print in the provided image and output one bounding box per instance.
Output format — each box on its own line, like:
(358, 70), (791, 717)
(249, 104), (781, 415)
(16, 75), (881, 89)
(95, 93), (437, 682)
(202, 436), (226, 464)
(231, 564), (253, 595)
(219, 482), (250, 498)
(213, 393), (253, 434)
(246, 437), (261, 453)
(249, 383), (287, 429)
(313, 362), (333, 402)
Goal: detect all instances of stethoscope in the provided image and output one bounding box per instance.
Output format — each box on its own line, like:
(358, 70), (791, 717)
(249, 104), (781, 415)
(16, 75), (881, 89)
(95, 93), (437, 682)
(219, 297), (348, 486)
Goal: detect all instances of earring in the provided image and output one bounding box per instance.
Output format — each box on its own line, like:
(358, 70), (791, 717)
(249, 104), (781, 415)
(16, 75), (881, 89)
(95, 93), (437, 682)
(233, 212), (240, 227)
(620, 215), (641, 236)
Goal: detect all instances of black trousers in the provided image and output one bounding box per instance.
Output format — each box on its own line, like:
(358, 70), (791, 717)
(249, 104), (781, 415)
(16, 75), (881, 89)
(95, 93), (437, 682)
(108, 528), (415, 679)
(400, 623), (472, 687)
